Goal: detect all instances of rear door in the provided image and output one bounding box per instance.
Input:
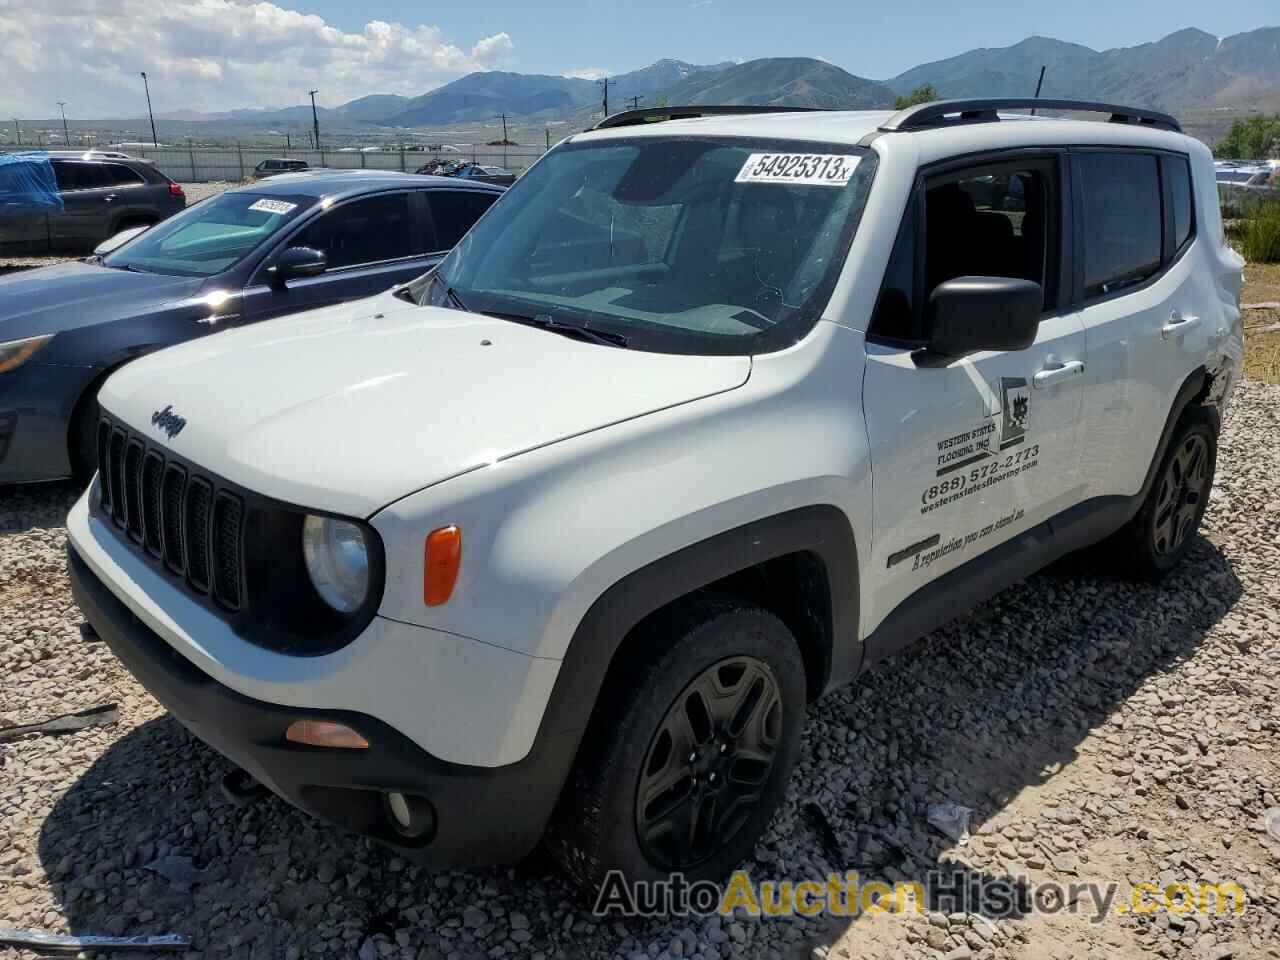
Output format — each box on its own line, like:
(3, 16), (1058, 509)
(241, 190), (431, 321)
(1070, 149), (1211, 501)
(861, 153), (1087, 631)
(423, 188), (499, 253)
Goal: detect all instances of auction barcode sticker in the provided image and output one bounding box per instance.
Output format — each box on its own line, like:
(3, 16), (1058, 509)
(735, 153), (860, 187)
(248, 199), (298, 215)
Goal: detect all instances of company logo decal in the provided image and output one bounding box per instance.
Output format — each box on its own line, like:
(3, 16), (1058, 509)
(151, 405), (187, 440)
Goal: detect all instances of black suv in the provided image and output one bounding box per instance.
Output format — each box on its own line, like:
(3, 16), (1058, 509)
(0, 152), (186, 256)
(252, 158), (310, 180)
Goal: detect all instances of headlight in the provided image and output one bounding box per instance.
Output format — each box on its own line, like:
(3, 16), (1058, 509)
(302, 515), (370, 613)
(0, 334), (53, 374)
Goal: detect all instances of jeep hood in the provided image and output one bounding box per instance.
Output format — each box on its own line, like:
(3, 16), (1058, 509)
(98, 293), (751, 517)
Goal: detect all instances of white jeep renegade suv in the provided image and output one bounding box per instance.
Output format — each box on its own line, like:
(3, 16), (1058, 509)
(68, 99), (1243, 888)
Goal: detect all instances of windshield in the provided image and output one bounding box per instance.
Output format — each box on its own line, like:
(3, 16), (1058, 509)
(104, 192), (316, 277)
(416, 136), (876, 354)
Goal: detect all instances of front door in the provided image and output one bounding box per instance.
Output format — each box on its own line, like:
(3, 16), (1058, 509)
(241, 191), (436, 322)
(861, 155), (1088, 633)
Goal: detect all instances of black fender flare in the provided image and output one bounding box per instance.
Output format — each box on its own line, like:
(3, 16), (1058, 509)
(516, 505), (859, 825)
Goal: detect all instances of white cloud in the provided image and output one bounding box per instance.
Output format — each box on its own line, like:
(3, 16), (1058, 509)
(690, 1), (713, 8)
(0, 0), (516, 117)
(565, 67), (608, 80)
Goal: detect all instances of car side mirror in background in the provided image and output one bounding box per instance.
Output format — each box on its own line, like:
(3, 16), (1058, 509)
(926, 277), (1042, 357)
(92, 225), (150, 257)
(267, 246), (327, 287)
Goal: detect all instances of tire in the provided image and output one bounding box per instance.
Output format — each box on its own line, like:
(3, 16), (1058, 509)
(544, 596), (807, 890)
(68, 380), (104, 485)
(1115, 409), (1218, 581)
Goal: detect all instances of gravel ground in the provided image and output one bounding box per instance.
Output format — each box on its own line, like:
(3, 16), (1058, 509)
(1, 381), (1279, 960)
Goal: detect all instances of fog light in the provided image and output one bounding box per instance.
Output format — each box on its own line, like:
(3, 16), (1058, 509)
(285, 719), (370, 749)
(383, 792), (435, 839)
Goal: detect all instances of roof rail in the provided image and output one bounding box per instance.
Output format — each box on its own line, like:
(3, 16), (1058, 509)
(880, 98), (1181, 134)
(593, 105), (825, 131)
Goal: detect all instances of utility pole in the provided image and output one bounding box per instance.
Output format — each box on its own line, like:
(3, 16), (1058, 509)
(308, 90), (321, 153)
(12, 119), (19, 146)
(545, 127), (550, 150)
(626, 95), (644, 111)
(140, 71), (158, 146)
(500, 113), (508, 142)
(57, 102), (70, 145)
(596, 76), (612, 117)
(285, 131), (291, 153)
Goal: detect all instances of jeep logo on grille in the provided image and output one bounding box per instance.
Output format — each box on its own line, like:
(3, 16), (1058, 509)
(151, 405), (187, 440)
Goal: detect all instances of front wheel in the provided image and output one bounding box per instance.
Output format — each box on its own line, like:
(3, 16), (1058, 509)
(545, 598), (807, 889)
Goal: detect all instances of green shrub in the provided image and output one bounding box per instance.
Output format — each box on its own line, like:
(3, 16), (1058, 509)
(1240, 201), (1280, 263)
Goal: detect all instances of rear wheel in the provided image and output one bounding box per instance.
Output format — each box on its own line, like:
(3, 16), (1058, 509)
(545, 597), (806, 889)
(1116, 410), (1217, 580)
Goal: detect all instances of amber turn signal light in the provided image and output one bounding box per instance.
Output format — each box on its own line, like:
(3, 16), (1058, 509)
(285, 719), (370, 749)
(424, 525), (462, 606)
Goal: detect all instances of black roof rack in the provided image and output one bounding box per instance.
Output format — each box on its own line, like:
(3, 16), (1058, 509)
(593, 105), (825, 130)
(880, 98), (1181, 133)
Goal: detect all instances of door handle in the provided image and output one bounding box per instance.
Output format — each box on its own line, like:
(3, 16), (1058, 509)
(1032, 360), (1085, 389)
(1161, 311), (1200, 339)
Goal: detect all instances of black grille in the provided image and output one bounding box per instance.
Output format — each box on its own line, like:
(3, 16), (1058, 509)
(98, 418), (243, 612)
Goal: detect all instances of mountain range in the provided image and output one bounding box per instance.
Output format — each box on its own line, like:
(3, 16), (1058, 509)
(129, 25), (1279, 141)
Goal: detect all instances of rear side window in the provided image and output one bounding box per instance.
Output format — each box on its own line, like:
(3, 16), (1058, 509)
(426, 190), (498, 250)
(288, 192), (416, 269)
(102, 163), (144, 187)
(1077, 153), (1162, 298)
(1163, 155), (1194, 254)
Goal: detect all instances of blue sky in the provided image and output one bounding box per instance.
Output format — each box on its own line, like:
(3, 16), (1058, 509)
(314, 0), (1278, 82)
(3, 0), (1276, 119)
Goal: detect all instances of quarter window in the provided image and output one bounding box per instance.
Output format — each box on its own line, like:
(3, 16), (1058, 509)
(1163, 155), (1194, 254)
(288, 192), (416, 270)
(1077, 153), (1162, 298)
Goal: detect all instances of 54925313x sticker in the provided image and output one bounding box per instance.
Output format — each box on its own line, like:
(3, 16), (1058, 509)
(735, 154), (860, 187)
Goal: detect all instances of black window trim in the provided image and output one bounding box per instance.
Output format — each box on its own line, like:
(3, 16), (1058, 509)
(1068, 145), (1197, 309)
(866, 146), (1073, 350)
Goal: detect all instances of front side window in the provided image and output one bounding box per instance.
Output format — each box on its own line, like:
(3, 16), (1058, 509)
(287, 192), (416, 270)
(420, 136), (877, 355)
(868, 158), (1059, 344)
(53, 160), (107, 191)
(1078, 152), (1162, 298)
(103, 191), (315, 277)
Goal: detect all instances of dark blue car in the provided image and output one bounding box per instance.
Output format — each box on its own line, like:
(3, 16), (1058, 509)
(0, 170), (502, 483)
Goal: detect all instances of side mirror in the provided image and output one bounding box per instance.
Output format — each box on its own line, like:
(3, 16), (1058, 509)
(267, 246), (327, 287)
(927, 277), (1042, 357)
(93, 224), (150, 257)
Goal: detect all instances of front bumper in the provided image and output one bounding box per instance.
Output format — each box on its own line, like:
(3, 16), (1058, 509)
(69, 544), (570, 867)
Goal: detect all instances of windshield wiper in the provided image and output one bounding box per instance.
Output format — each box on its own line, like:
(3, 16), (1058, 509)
(515, 313), (629, 348)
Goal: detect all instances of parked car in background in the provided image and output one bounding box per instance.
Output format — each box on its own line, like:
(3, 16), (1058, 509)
(0, 170), (502, 483)
(414, 159), (464, 177)
(0, 151), (185, 256)
(450, 163), (517, 186)
(252, 158), (310, 180)
(1217, 165), (1280, 216)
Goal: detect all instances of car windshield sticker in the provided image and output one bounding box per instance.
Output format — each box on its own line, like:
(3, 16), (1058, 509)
(735, 153), (860, 187)
(247, 199), (297, 215)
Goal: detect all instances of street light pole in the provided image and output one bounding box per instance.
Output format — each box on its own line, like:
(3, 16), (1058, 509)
(140, 72), (158, 146)
(57, 102), (70, 146)
(309, 90), (321, 153)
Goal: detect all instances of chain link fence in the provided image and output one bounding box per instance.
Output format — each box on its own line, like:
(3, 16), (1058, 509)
(115, 145), (546, 183)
